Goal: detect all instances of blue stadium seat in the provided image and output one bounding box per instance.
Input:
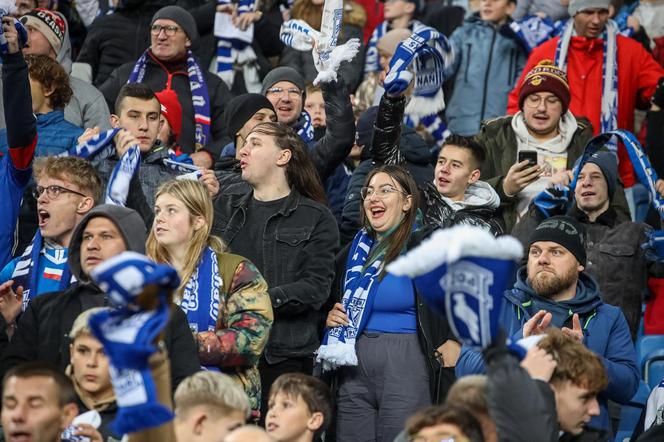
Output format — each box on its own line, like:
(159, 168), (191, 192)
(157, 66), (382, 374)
(636, 334), (664, 367)
(615, 381), (651, 442)
(643, 350), (664, 390)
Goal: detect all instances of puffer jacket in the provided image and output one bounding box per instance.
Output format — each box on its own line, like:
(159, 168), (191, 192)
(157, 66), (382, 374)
(194, 252), (273, 413)
(475, 114), (630, 232)
(0, 111), (82, 157)
(212, 189), (339, 363)
(456, 268), (639, 432)
(512, 204), (656, 340)
(340, 94), (433, 245)
(279, 1), (366, 92)
(445, 14), (527, 136)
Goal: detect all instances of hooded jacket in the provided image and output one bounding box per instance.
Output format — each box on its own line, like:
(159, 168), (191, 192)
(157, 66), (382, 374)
(0, 111), (83, 157)
(0, 205), (200, 391)
(456, 267), (639, 431)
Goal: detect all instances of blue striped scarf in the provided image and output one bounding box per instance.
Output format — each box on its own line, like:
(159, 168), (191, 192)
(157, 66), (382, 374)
(215, 0), (256, 88)
(0, 11), (27, 57)
(128, 50), (211, 149)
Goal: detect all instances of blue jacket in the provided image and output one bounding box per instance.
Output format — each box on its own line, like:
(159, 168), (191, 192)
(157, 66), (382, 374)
(456, 267), (639, 431)
(445, 14), (527, 136)
(0, 110), (82, 157)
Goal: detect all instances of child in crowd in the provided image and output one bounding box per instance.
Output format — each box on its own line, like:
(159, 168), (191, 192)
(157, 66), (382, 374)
(445, 0), (527, 136)
(265, 373), (332, 442)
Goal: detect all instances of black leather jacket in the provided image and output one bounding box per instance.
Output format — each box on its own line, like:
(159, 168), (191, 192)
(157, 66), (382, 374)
(212, 190), (339, 362)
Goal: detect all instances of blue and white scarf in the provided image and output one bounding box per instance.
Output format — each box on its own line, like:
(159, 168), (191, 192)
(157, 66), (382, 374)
(128, 50), (211, 149)
(405, 113), (450, 148)
(296, 111), (315, 144)
(10, 232), (72, 310)
(178, 247), (222, 364)
(555, 19), (619, 152)
(0, 7), (27, 58)
(88, 252), (179, 434)
(280, 0), (361, 84)
(316, 229), (383, 371)
(215, 0), (257, 89)
(105, 145), (141, 207)
(384, 26), (454, 118)
(364, 21), (388, 74)
(509, 15), (556, 53)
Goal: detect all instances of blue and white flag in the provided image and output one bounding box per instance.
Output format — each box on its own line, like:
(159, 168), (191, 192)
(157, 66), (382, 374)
(279, 0), (360, 84)
(88, 252), (180, 434)
(387, 226), (523, 350)
(509, 15), (556, 53)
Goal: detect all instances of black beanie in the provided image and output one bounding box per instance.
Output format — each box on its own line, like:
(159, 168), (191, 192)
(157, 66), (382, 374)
(261, 66), (306, 96)
(584, 152), (618, 200)
(528, 216), (587, 267)
(151, 6), (198, 44)
(223, 93), (275, 141)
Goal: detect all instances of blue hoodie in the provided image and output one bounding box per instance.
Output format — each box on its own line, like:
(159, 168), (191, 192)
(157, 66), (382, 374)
(456, 267), (639, 431)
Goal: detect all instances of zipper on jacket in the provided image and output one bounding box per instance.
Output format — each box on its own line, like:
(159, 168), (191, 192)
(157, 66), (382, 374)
(464, 43), (472, 83)
(480, 28), (498, 121)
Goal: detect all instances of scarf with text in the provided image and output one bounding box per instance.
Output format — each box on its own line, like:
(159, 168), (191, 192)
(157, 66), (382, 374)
(128, 50), (211, 149)
(88, 252), (179, 434)
(280, 0), (361, 84)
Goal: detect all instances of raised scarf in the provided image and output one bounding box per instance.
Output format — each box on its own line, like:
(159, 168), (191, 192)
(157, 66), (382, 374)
(214, 0), (257, 89)
(178, 247), (222, 371)
(555, 19), (618, 151)
(509, 14), (556, 53)
(316, 229), (383, 371)
(128, 50), (211, 149)
(88, 252), (179, 434)
(384, 26), (454, 118)
(0, 7), (27, 58)
(280, 0), (361, 85)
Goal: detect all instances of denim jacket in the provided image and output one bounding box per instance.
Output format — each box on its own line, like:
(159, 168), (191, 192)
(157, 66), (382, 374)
(212, 189), (339, 362)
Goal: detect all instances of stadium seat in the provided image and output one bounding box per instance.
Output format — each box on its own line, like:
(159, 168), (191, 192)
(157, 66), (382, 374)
(615, 381), (651, 442)
(636, 334), (664, 367)
(643, 350), (664, 390)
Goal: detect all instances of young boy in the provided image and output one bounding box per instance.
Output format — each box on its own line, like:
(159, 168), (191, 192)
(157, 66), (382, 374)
(304, 85), (326, 129)
(265, 373), (332, 442)
(445, 0), (527, 136)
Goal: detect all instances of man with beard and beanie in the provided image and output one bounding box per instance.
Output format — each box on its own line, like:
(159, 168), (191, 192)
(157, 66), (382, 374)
(513, 152), (664, 340)
(507, 0), (664, 220)
(456, 215), (639, 433)
(99, 5), (233, 168)
(261, 66), (355, 223)
(477, 60), (630, 232)
(0, 8), (111, 132)
(0, 205), (200, 392)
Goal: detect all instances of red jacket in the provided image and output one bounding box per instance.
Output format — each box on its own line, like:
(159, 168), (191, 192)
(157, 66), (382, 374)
(508, 35), (664, 187)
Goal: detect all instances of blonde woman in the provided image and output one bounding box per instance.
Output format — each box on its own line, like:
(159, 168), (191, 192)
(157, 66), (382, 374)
(146, 179), (273, 418)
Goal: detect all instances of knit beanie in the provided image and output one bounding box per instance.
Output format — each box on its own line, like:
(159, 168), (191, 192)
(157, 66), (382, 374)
(568, 0), (610, 16)
(20, 8), (66, 53)
(518, 60), (571, 113)
(155, 89), (183, 142)
(583, 151), (618, 200)
(261, 67), (306, 96)
(223, 93), (275, 140)
(151, 5), (198, 44)
(528, 216), (587, 267)
(376, 28), (412, 57)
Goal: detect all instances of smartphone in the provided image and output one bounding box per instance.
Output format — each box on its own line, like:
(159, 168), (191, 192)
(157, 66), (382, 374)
(518, 151), (538, 166)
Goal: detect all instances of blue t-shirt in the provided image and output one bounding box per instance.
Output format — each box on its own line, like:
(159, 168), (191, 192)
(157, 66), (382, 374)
(365, 273), (417, 333)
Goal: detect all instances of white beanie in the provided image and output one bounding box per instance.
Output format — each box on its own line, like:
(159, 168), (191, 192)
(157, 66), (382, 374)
(568, 0), (610, 16)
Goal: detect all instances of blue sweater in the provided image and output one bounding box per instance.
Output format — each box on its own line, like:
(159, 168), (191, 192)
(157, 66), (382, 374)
(456, 267), (639, 431)
(365, 273), (417, 333)
(0, 110), (82, 156)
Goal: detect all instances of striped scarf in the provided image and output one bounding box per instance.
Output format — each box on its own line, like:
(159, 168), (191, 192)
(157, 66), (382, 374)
(214, 0), (257, 89)
(128, 50), (211, 149)
(0, 10), (27, 57)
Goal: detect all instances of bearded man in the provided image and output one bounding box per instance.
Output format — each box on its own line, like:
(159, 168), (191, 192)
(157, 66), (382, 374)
(455, 215), (638, 433)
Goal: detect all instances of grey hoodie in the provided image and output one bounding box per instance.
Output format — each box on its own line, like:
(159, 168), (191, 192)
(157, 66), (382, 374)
(0, 12), (111, 131)
(68, 204), (147, 282)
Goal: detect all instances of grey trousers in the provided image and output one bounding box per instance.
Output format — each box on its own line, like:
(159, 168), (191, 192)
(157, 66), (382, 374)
(336, 332), (432, 442)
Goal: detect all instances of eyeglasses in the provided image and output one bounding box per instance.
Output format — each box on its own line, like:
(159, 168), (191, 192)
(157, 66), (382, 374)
(150, 24), (181, 37)
(524, 95), (562, 109)
(360, 186), (405, 200)
(32, 185), (87, 200)
(265, 87), (302, 98)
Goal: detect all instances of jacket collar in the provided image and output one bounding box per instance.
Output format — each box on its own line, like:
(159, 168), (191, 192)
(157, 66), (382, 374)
(232, 189), (301, 217)
(36, 110), (66, 124)
(569, 204), (618, 228)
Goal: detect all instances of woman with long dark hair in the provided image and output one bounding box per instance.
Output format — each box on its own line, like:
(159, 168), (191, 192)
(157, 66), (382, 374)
(319, 164), (455, 442)
(212, 121), (339, 422)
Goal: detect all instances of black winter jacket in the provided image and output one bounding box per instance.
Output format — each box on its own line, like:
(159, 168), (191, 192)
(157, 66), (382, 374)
(212, 190), (339, 362)
(99, 51), (233, 157)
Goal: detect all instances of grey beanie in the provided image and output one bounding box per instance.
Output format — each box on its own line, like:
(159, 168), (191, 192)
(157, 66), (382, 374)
(261, 67), (306, 96)
(568, 0), (610, 16)
(585, 151), (618, 200)
(151, 6), (198, 43)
